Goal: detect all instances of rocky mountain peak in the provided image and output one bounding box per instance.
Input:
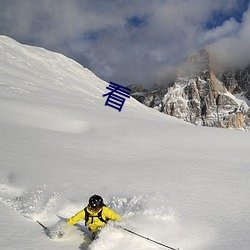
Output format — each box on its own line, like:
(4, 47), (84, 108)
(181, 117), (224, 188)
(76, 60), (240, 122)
(131, 49), (250, 130)
(217, 66), (250, 100)
(177, 49), (210, 78)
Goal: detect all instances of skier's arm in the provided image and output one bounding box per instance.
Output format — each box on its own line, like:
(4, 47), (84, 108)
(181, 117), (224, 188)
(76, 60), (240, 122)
(104, 207), (122, 222)
(67, 209), (85, 225)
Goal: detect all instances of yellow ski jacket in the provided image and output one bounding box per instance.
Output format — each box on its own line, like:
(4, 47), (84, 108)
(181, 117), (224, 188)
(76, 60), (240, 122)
(67, 206), (121, 233)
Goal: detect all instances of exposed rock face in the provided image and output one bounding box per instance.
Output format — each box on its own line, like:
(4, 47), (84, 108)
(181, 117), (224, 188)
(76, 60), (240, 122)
(130, 49), (250, 130)
(217, 66), (250, 100)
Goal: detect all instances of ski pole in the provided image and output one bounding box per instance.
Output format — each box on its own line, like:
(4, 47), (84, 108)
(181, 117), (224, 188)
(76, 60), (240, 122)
(37, 220), (48, 231)
(122, 227), (180, 250)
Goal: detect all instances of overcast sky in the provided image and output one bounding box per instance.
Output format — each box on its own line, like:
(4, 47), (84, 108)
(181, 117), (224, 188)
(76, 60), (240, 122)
(0, 0), (249, 87)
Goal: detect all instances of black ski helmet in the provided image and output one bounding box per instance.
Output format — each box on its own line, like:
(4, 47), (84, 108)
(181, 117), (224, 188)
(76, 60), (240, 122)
(89, 195), (104, 210)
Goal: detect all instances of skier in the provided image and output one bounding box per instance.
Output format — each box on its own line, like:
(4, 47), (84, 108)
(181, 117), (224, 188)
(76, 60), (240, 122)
(66, 194), (122, 239)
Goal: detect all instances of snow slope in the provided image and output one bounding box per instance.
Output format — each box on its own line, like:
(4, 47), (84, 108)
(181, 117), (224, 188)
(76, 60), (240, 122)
(0, 35), (250, 250)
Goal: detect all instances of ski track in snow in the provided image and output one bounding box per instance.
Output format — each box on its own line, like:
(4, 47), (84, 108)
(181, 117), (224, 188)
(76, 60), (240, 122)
(0, 99), (91, 134)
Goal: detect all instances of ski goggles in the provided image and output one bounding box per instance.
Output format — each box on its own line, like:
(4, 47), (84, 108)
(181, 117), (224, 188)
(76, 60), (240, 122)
(89, 204), (101, 212)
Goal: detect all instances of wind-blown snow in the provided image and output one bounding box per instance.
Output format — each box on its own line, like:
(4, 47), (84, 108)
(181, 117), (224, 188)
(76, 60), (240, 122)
(0, 36), (250, 250)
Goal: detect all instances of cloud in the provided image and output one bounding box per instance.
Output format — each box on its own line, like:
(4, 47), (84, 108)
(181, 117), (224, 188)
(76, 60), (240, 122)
(200, 18), (240, 45)
(0, 0), (249, 87)
(209, 4), (250, 69)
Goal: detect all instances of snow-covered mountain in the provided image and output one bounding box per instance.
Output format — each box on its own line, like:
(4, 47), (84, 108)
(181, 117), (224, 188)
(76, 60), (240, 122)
(130, 49), (250, 130)
(0, 36), (250, 250)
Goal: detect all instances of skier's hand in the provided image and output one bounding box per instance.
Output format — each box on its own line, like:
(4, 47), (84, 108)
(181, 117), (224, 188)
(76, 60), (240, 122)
(55, 223), (71, 238)
(56, 230), (64, 238)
